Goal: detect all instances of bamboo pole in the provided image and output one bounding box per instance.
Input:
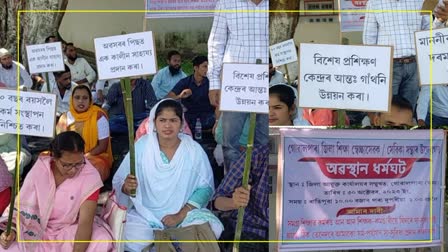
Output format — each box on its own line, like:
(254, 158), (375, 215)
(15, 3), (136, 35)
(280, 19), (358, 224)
(284, 64), (291, 85)
(45, 72), (50, 92)
(233, 59), (263, 252)
(120, 78), (136, 197)
(6, 151), (20, 235)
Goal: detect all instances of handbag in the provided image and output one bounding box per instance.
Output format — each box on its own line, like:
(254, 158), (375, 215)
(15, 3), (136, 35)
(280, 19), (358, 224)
(142, 222), (220, 252)
(100, 190), (127, 252)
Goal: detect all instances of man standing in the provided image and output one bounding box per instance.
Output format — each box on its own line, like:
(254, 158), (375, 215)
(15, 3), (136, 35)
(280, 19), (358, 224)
(168, 56), (216, 131)
(363, 0), (430, 110)
(208, 0), (269, 170)
(0, 48), (32, 90)
(64, 43), (96, 87)
(151, 50), (187, 100)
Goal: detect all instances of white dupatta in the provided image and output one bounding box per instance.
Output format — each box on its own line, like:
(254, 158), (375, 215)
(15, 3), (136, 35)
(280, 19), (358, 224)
(113, 99), (215, 227)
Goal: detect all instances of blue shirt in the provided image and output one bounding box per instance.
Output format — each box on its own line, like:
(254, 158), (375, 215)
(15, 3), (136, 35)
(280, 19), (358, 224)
(171, 75), (214, 114)
(151, 66), (187, 100)
(417, 85), (448, 119)
(214, 144), (269, 238)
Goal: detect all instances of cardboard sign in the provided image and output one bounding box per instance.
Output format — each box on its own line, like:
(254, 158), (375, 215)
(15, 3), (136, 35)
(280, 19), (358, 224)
(26, 42), (65, 74)
(219, 63), (269, 114)
(94, 31), (157, 80)
(415, 28), (448, 85)
(270, 39), (298, 67)
(0, 89), (56, 137)
(298, 43), (392, 112)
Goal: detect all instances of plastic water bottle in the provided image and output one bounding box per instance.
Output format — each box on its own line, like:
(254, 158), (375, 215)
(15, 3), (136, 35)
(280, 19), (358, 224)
(194, 118), (202, 140)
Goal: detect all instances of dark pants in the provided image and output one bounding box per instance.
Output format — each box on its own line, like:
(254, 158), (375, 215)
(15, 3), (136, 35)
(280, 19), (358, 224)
(109, 112), (148, 135)
(219, 216), (268, 252)
(425, 112), (448, 128)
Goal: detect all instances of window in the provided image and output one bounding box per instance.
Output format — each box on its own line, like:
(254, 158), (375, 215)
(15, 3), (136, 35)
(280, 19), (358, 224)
(315, 18), (321, 22)
(310, 18), (314, 22)
(329, 18), (334, 22)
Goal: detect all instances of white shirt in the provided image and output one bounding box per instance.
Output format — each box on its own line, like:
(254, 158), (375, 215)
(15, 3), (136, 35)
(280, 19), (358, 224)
(207, 0), (268, 90)
(0, 61), (32, 89)
(40, 76), (77, 116)
(65, 57), (96, 84)
(363, 0), (430, 58)
(269, 70), (286, 86)
(66, 111), (110, 140)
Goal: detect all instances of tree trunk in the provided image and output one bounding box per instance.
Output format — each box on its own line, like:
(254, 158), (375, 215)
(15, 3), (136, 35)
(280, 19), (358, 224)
(0, 0), (68, 65)
(269, 1), (301, 45)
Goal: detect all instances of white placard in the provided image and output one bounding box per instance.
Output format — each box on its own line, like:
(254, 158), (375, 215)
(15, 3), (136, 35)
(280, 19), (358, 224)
(415, 28), (448, 85)
(299, 43), (392, 112)
(145, 0), (217, 18)
(220, 63), (269, 113)
(339, 0), (368, 32)
(26, 42), (65, 74)
(94, 31), (157, 80)
(0, 89), (56, 137)
(270, 39), (298, 67)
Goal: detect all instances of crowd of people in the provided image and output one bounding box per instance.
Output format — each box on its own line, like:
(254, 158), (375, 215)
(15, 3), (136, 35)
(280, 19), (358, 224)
(0, 0), (446, 251)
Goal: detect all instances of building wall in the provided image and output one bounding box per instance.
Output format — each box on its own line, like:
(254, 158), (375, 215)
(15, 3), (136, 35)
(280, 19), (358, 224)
(59, 0), (213, 55)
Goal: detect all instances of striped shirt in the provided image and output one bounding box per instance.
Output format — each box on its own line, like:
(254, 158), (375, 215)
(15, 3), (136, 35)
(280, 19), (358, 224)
(214, 144), (269, 238)
(207, 0), (269, 90)
(363, 0), (431, 58)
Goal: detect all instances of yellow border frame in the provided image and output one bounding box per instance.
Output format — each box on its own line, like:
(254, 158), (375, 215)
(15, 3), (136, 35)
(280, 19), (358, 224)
(12, 8), (437, 247)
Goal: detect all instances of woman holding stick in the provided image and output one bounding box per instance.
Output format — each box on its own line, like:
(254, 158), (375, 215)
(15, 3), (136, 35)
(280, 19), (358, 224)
(56, 84), (113, 181)
(113, 99), (223, 252)
(0, 131), (114, 252)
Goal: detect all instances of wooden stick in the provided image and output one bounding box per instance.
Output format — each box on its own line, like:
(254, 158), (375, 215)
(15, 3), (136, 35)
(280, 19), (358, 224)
(44, 72), (50, 92)
(120, 78), (136, 197)
(284, 64), (291, 85)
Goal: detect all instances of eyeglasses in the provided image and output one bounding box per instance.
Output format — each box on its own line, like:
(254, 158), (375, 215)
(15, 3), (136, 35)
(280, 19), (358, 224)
(57, 158), (86, 170)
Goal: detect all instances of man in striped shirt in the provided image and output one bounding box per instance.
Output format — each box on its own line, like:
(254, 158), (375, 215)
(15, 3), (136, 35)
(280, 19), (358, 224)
(207, 0), (269, 171)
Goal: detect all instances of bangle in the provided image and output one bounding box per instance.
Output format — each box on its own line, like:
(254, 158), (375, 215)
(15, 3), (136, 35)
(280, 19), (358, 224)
(185, 204), (193, 211)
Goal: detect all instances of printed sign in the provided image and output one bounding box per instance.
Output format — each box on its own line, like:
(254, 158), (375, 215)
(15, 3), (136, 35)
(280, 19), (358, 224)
(0, 89), (57, 137)
(220, 63), (269, 114)
(415, 28), (448, 85)
(26, 42), (65, 74)
(339, 0), (368, 32)
(145, 0), (218, 18)
(298, 43), (392, 112)
(277, 129), (445, 251)
(94, 31), (157, 80)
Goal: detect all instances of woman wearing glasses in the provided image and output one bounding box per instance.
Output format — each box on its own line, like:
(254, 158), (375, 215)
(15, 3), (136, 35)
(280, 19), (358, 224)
(56, 84), (113, 181)
(0, 131), (114, 252)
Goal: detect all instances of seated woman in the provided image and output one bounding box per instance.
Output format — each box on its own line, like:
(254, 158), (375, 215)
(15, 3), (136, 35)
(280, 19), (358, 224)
(0, 157), (11, 215)
(56, 85), (113, 181)
(0, 131), (114, 252)
(113, 99), (223, 252)
(269, 84), (309, 126)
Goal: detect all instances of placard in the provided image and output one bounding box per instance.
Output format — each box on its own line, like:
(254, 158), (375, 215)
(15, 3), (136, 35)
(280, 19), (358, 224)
(277, 129), (445, 251)
(298, 43), (392, 112)
(145, 0), (217, 18)
(26, 42), (65, 74)
(219, 63), (269, 114)
(415, 28), (448, 85)
(94, 31), (157, 80)
(339, 0), (368, 32)
(0, 89), (56, 137)
(270, 39), (298, 67)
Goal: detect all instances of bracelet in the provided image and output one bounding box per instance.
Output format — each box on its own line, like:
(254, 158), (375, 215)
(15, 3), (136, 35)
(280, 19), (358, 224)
(185, 204), (193, 211)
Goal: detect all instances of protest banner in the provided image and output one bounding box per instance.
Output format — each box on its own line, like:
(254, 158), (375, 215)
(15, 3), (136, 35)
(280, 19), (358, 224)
(415, 28), (448, 85)
(0, 89), (56, 137)
(298, 43), (392, 112)
(26, 42), (65, 74)
(94, 31), (157, 80)
(277, 129), (445, 251)
(339, 0), (368, 32)
(219, 63), (269, 114)
(144, 0), (217, 18)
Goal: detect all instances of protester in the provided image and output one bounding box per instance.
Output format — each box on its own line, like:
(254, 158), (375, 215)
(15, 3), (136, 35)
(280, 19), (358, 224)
(0, 48), (32, 90)
(208, 0), (269, 170)
(113, 99), (223, 252)
(269, 58), (286, 86)
(151, 50), (187, 100)
(0, 131), (114, 251)
(42, 65), (77, 117)
(56, 85), (112, 181)
(0, 158), (11, 215)
(373, 95), (414, 128)
(64, 43), (97, 87)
